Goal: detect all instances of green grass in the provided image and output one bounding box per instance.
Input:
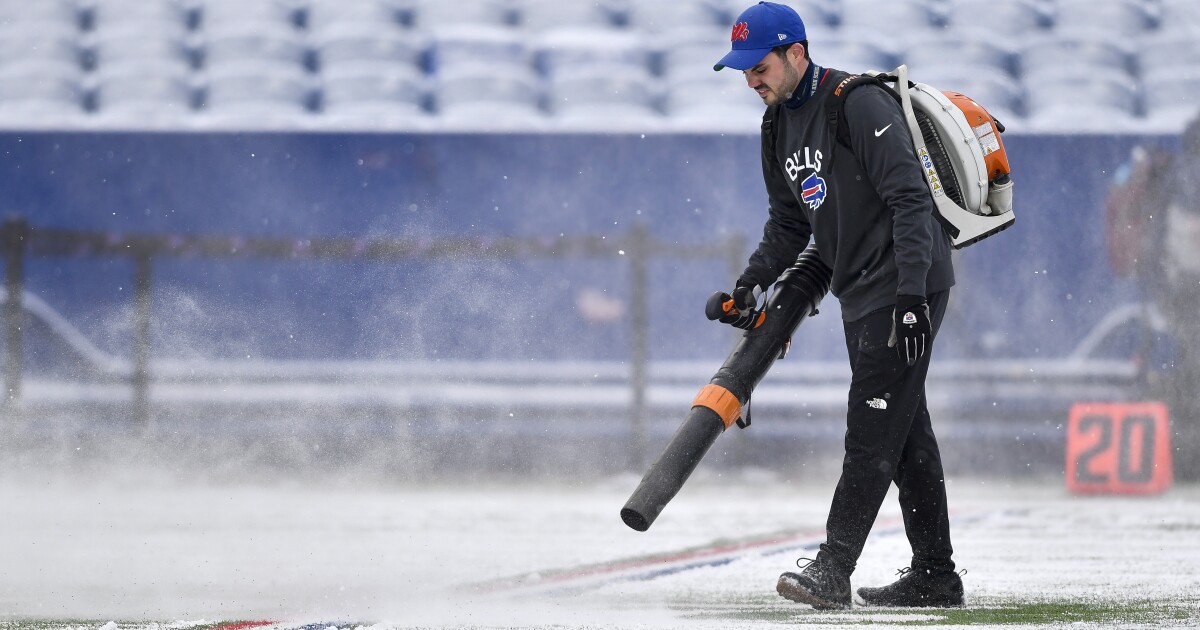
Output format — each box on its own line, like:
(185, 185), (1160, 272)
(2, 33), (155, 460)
(0, 622), (271, 630)
(0, 622), (96, 630)
(4, 602), (1200, 629)
(682, 598), (1200, 626)
(935, 601), (1196, 625)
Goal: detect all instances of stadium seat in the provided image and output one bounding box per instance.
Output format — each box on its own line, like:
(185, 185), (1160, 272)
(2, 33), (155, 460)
(548, 66), (661, 128)
(915, 65), (1023, 122)
(433, 65), (541, 110)
(0, 0), (1167, 131)
(787, 0), (843, 28)
(664, 72), (764, 132)
(0, 63), (84, 127)
(900, 39), (1015, 79)
(429, 25), (529, 75)
(816, 35), (896, 74)
(0, 14), (78, 40)
(198, 0), (299, 30)
(1049, 0), (1150, 38)
(1141, 69), (1200, 131)
(1142, 66), (1200, 92)
(198, 63), (313, 127)
(706, 0), (838, 29)
(664, 73), (762, 108)
(1018, 36), (1135, 84)
(624, 1), (724, 35)
(89, 28), (194, 72)
(305, 0), (402, 34)
(410, 0), (512, 29)
(200, 23), (309, 73)
(433, 66), (546, 130)
(319, 65), (429, 128)
(535, 28), (653, 79)
(658, 29), (733, 77)
(0, 27), (81, 70)
(1136, 35), (1200, 78)
(88, 1), (193, 33)
(315, 25), (425, 75)
(0, 0), (80, 27)
(837, 0), (938, 33)
(1024, 75), (1140, 132)
(91, 63), (196, 115)
(1156, 0), (1200, 37)
(515, 0), (618, 32)
(0, 56), (82, 91)
(941, 0), (1048, 38)
(91, 70), (196, 128)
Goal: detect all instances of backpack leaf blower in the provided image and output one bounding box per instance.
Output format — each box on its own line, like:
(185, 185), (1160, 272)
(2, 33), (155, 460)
(620, 246), (832, 531)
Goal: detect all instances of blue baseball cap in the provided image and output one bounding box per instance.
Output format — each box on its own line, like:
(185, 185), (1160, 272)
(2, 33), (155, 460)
(714, 2), (807, 71)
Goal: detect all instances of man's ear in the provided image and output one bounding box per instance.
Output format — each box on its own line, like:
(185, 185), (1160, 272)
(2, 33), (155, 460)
(788, 42), (807, 63)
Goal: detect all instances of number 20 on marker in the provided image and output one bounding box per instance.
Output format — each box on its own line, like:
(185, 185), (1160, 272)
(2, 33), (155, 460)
(1066, 402), (1172, 495)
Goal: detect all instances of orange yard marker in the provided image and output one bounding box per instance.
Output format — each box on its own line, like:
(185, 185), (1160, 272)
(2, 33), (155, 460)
(1066, 402), (1172, 495)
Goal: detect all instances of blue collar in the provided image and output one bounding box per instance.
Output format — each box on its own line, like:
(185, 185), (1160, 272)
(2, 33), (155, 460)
(785, 63), (824, 109)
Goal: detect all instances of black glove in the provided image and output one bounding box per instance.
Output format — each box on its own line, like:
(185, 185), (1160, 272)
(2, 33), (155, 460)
(732, 283), (758, 311)
(887, 294), (930, 366)
(705, 282), (763, 330)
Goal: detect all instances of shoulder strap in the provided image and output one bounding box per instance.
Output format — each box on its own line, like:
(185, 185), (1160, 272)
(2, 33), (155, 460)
(763, 104), (781, 161)
(764, 71), (904, 169)
(825, 74), (901, 149)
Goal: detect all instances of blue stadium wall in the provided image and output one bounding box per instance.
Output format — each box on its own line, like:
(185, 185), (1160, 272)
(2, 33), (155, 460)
(0, 131), (1173, 368)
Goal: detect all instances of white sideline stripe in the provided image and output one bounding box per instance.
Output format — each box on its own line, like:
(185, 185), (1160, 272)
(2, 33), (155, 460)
(479, 511), (996, 598)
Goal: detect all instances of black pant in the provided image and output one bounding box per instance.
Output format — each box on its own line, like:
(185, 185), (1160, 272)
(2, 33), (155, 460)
(818, 290), (954, 575)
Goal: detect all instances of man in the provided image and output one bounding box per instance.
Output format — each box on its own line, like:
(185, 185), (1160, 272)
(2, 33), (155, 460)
(713, 1), (963, 609)
(1106, 114), (1200, 482)
(1154, 116), (1200, 482)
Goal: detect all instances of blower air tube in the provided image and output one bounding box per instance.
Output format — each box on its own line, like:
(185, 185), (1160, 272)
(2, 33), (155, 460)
(620, 247), (833, 531)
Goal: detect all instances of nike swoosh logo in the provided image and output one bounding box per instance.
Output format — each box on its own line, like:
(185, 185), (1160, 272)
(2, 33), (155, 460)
(875, 124), (892, 137)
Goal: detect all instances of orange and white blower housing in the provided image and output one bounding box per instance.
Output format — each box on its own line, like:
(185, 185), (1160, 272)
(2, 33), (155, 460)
(869, 65), (1015, 249)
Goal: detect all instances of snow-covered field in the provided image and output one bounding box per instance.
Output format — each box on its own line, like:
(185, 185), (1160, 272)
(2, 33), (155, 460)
(1, 466), (1198, 629)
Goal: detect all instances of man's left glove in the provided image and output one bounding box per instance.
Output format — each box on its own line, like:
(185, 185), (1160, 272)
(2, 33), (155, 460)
(887, 294), (931, 366)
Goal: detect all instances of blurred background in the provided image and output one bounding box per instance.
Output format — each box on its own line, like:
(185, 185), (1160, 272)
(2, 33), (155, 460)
(0, 0), (1196, 486)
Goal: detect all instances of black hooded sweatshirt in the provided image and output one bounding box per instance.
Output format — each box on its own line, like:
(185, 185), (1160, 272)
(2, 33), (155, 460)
(740, 64), (955, 321)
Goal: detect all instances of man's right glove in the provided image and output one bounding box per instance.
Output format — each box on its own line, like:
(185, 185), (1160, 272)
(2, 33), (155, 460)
(705, 282), (763, 330)
(887, 294), (931, 366)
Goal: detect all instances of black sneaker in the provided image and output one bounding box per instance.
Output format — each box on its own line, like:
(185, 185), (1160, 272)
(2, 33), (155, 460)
(856, 567), (965, 607)
(776, 557), (852, 609)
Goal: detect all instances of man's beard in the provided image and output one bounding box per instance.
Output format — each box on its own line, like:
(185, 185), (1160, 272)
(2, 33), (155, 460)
(779, 60), (801, 101)
(763, 60), (802, 105)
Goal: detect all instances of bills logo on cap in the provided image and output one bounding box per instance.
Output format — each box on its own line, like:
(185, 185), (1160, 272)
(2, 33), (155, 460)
(800, 172), (826, 210)
(731, 21), (749, 42)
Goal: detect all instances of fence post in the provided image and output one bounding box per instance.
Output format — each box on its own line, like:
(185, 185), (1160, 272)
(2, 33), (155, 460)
(3, 217), (28, 413)
(723, 231), (751, 353)
(725, 233), (745, 289)
(629, 224), (650, 470)
(723, 233), (751, 467)
(132, 252), (153, 428)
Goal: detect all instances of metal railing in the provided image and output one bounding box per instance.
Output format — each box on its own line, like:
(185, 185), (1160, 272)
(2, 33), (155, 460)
(0, 216), (746, 468)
